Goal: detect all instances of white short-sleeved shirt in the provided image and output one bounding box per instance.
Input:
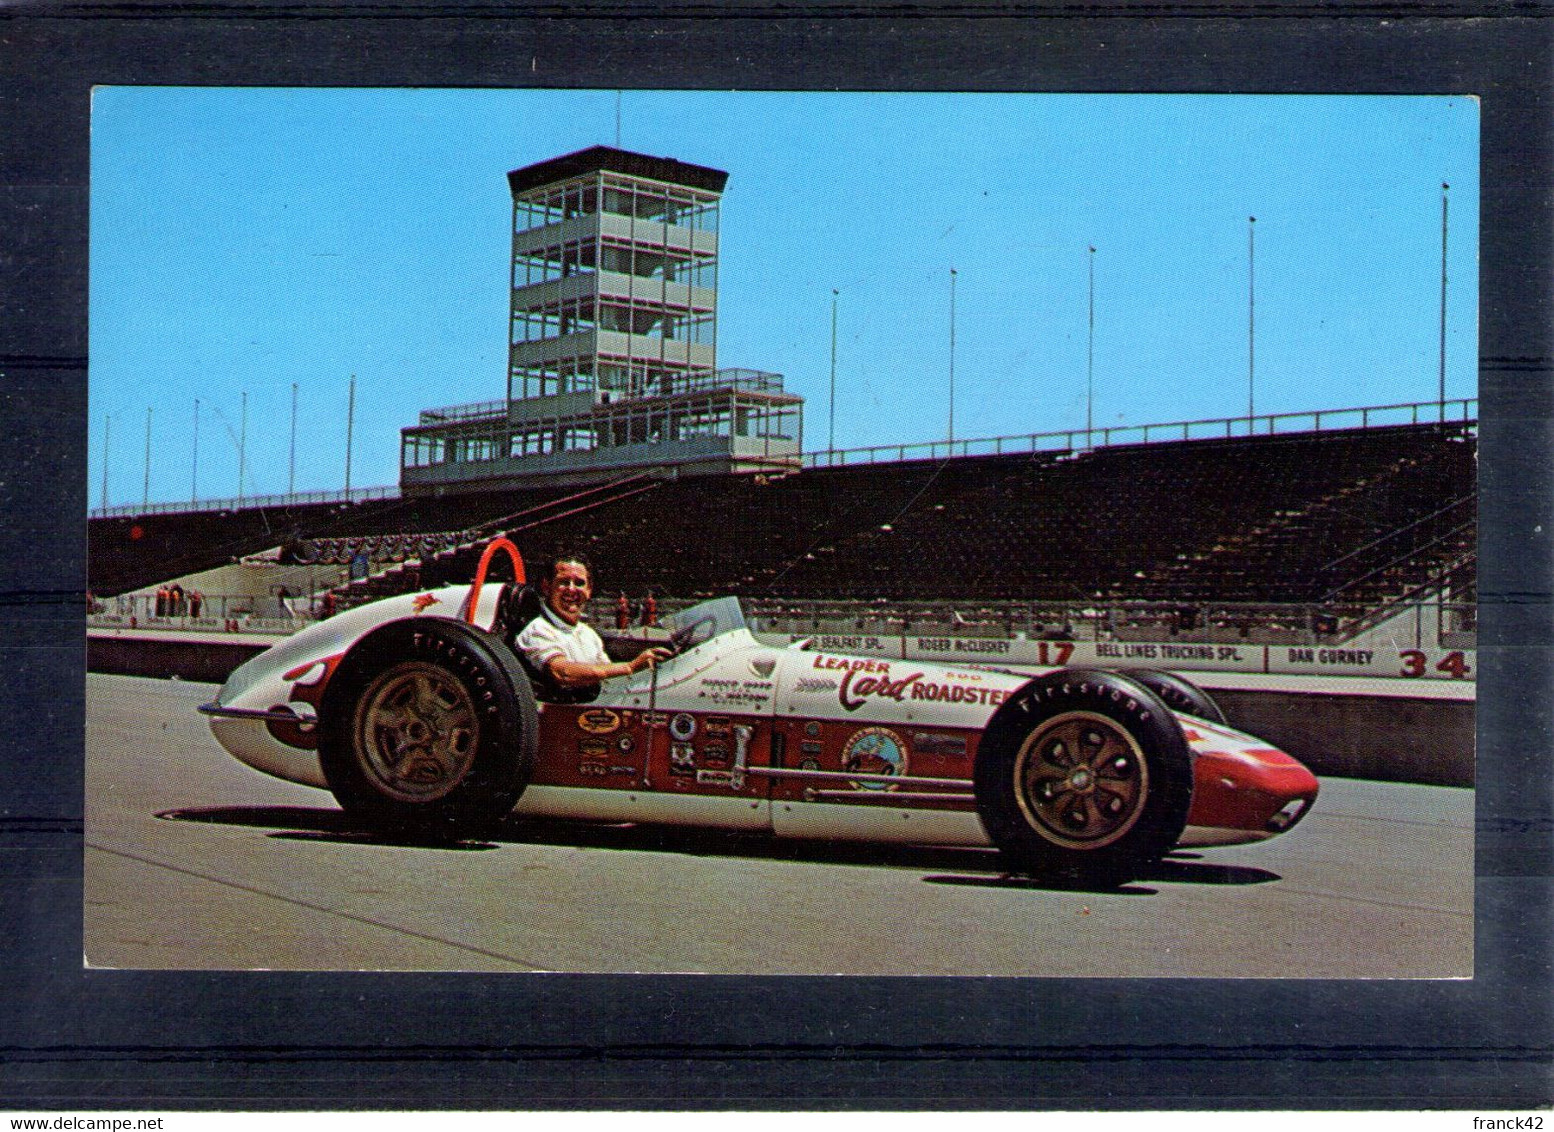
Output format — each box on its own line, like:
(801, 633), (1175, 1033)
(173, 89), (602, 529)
(514, 603), (608, 672)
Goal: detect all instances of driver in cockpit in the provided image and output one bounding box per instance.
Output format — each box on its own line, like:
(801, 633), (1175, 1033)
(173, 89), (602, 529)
(514, 554), (671, 694)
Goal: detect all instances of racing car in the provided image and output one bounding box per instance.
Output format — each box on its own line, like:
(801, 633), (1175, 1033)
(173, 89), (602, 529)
(200, 539), (1319, 886)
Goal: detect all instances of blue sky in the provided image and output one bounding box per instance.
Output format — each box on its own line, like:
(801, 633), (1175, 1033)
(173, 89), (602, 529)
(90, 89), (1478, 509)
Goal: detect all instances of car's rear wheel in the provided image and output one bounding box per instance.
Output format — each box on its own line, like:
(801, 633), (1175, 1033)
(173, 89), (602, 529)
(1117, 667), (1226, 724)
(318, 618), (537, 836)
(973, 669), (1194, 886)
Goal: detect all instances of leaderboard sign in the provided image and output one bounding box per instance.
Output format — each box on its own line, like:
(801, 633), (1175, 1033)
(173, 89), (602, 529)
(761, 632), (1476, 683)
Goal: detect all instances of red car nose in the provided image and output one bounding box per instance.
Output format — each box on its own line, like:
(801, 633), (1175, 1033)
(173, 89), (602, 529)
(1187, 743), (1321, 836)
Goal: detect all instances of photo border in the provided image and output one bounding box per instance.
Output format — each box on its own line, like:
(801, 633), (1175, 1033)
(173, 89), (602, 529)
(5, 2), (1549, 1109)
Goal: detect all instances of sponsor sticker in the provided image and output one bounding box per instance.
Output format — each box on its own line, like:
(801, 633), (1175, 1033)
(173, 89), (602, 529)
(704, 716), (733, 739)
(578, 709), (622, 735)
(617, 734), (637, 754)
(800, 741), (823, 757)
(799, 758), (821, 771)
(700, 742), (730, 768)
(910, 731), (968, 758)
(696, 769), (737, 787)
(750, 657), (776, 679)
(803, 721), (822, 738)
(579, 761), (608, 777)
(579, 737), (611, 758)
(842, 726), (908, 790)
(670, 713), (697, 741)
(698, 677), (774, 707)
(670, 743), (696, 775)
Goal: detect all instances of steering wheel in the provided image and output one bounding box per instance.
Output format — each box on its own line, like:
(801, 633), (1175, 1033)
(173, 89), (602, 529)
(667, 615), (714, 656)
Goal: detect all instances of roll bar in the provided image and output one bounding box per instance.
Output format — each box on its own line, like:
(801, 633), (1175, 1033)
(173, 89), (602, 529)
(463, 537), (526, 624)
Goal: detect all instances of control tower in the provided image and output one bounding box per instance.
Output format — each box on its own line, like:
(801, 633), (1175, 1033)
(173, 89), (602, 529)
(400, 146), (803, 495)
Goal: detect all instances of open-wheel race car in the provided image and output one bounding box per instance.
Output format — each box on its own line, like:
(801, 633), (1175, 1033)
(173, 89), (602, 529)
(201, 539), (1319, 886)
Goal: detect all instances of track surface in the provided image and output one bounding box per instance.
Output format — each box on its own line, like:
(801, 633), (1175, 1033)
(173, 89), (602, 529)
(86, 674), (1474, 976)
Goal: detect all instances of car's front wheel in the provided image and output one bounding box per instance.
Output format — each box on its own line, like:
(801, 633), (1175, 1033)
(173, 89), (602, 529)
(973, 669), (1194, 886)
(318, 617), (537, 836)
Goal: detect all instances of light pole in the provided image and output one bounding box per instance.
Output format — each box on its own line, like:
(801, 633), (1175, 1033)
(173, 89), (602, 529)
(345, 374), (356, 497)
(948, 267), (957, 447)
(1247, 216), (1256, 432)
(1087, 245), (1096, 440)
(829, 289), (839, 457)
(100, 412), (112, 510)
(1439, 182), (1449, 424)
(238, 391), (247, 507)
(191, 399), (199, 507)
(289, 382), (298, 500)
(142, 406), (152, 509)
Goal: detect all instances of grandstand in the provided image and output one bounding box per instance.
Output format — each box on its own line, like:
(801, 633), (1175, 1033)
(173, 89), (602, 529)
(87, 408), (1477, 648)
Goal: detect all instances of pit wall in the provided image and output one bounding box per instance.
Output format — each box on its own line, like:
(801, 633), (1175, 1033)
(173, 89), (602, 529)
(1208, 687), (1473, 788)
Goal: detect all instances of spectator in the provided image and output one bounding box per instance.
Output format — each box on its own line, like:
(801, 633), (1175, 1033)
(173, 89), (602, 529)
(642, 591), (658, 628)
(616, 592), (631, 630)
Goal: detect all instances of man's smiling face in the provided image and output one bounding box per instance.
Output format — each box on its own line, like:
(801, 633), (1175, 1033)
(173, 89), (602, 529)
(542, 560), (592, 625)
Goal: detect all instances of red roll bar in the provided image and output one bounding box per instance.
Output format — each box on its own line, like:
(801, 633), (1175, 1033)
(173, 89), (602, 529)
(463, 537), (526, 625)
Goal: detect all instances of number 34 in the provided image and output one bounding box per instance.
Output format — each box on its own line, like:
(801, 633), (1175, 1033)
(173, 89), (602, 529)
(1399, 649), (1471, 679)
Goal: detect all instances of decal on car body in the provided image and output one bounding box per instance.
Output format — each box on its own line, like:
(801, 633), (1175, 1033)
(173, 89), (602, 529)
(842, 726), (909, 789)
(578, 709), (622, 735)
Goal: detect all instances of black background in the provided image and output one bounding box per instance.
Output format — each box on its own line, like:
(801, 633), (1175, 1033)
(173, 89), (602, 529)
(2, 1), (1550, 1109)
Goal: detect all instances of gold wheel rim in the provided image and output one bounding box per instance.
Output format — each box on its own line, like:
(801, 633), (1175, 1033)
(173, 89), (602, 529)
(1012, 710), (1149, 849)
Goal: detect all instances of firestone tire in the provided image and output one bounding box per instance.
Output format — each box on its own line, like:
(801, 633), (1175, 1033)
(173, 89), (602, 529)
(973, 669), (1194, 887)
(318, 617), (538, 837)
(1116, 667), (1226, 725)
